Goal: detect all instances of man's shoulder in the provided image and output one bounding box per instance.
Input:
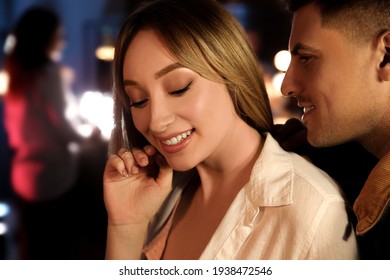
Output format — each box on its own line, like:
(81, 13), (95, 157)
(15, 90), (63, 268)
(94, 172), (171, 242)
(358, 205), (390, 259)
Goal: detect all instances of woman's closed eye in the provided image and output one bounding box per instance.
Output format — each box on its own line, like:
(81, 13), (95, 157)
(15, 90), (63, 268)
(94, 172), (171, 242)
(168, 81), (192, 96)
(129, 80), (193, 108)
(130, 99), (148, 108)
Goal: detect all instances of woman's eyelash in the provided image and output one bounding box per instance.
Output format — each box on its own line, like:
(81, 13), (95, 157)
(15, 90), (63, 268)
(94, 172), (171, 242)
(130, 99), (148, 108)
(169, 81), (193, 95)
(129, 80), (193, 108)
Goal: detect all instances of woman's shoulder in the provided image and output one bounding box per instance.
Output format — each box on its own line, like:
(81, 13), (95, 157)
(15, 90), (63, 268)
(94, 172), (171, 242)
(261, 133), (345, 199)
(288, 151), (345, 198)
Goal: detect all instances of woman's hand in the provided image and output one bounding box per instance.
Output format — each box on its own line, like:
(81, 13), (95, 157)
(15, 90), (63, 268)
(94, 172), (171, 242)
(103, 145), (173, 227)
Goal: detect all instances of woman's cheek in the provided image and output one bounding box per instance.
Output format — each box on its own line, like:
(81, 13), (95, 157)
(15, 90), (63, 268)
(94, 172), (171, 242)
(132, 112), (149, 135)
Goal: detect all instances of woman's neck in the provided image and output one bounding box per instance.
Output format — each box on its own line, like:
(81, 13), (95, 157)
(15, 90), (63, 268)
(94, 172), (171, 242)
(195, 121), (264, 201)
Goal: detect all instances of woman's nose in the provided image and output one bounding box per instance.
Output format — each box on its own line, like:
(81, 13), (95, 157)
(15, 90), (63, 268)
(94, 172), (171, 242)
(149, 98), (174, 133)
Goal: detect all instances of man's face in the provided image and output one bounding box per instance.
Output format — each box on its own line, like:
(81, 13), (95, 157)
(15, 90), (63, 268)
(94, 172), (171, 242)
(281, 3), (384, 148)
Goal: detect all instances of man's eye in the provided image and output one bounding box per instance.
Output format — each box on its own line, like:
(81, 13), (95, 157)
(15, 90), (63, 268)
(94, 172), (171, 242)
(130, 99), (148, 108)
(299, 55), (312, 64)
(169, 81), (193, 96)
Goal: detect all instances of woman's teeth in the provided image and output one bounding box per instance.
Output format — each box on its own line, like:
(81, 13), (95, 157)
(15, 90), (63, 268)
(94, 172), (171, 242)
(162, 130), (192, 146)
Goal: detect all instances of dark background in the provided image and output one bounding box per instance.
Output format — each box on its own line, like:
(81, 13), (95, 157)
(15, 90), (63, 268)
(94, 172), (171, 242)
(0, 0), (292, 92)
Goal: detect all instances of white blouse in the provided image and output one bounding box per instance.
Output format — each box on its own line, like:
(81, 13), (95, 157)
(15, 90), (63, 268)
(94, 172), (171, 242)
(144, 134), (358, 260)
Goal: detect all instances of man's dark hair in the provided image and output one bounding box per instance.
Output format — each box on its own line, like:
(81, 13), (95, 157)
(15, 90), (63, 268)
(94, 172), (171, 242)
(285, 0), (390, 43)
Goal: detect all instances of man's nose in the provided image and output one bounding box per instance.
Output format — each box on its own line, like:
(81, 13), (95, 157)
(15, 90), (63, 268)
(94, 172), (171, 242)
(281, 66), (298, 97)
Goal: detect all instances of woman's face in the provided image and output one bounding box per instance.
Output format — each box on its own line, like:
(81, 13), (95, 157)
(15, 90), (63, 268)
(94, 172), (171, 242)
(48, 26), (65, 62)
(122, 29), (242, 171)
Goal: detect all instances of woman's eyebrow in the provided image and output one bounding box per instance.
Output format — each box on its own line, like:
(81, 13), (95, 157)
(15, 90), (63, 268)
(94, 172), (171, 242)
(123, 80), (137, 86)
(123, 63), (184, 86)
(154, 63), (183, 79)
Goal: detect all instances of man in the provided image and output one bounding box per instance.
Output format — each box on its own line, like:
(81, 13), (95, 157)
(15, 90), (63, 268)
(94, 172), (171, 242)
(280, 0), (390, 259)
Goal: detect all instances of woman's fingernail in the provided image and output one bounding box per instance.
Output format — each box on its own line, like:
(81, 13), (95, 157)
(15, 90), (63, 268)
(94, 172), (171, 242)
(122, 169), (129, 177)
(145, 145), (154, 154)
(131, 165), (139, 174)
(140, 158), (148, 166)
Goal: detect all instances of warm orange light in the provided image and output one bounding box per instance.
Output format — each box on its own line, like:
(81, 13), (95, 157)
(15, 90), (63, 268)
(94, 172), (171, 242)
(0, 70), (9, 96)
(95, 46), (115, 61)
(274, 50), (291, 72)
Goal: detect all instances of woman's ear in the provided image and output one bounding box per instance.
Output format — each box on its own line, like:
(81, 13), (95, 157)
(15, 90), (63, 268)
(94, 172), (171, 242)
(378, 31), (390, 81)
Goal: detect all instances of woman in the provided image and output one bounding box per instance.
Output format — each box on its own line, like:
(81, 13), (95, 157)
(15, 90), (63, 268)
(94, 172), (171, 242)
(3, 6), (83, 259)
(103, 0), (357, 260)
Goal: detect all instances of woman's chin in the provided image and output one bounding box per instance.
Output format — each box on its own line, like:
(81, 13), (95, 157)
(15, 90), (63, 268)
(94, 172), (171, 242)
(169, 162), (196, 172)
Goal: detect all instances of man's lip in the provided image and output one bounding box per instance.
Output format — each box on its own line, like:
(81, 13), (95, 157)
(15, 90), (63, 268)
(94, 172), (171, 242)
(301, 105), (315, 124)
(303, 105), (315, 114)
(296, 98), (315, 113)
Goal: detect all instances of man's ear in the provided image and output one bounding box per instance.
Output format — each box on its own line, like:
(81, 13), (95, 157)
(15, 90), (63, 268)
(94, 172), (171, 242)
(378, 30), (390, 81)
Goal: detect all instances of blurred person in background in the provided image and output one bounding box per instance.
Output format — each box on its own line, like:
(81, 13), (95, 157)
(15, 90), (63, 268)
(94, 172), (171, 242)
(2, 6), (86, 259)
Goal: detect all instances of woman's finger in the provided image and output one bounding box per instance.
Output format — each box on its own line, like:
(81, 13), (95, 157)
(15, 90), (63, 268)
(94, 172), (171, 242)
(131, 147), (149, 167)
(117, 147), (141, 175)
(105, 154), (129, 178)
(143, 145), (157, 156)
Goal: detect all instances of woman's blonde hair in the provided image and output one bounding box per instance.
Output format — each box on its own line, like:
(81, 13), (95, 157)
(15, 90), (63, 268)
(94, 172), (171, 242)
(110, 0), (273, 153)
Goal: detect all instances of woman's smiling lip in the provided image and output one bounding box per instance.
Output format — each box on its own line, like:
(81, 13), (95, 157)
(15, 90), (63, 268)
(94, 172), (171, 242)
(157, 129), (195, 154)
